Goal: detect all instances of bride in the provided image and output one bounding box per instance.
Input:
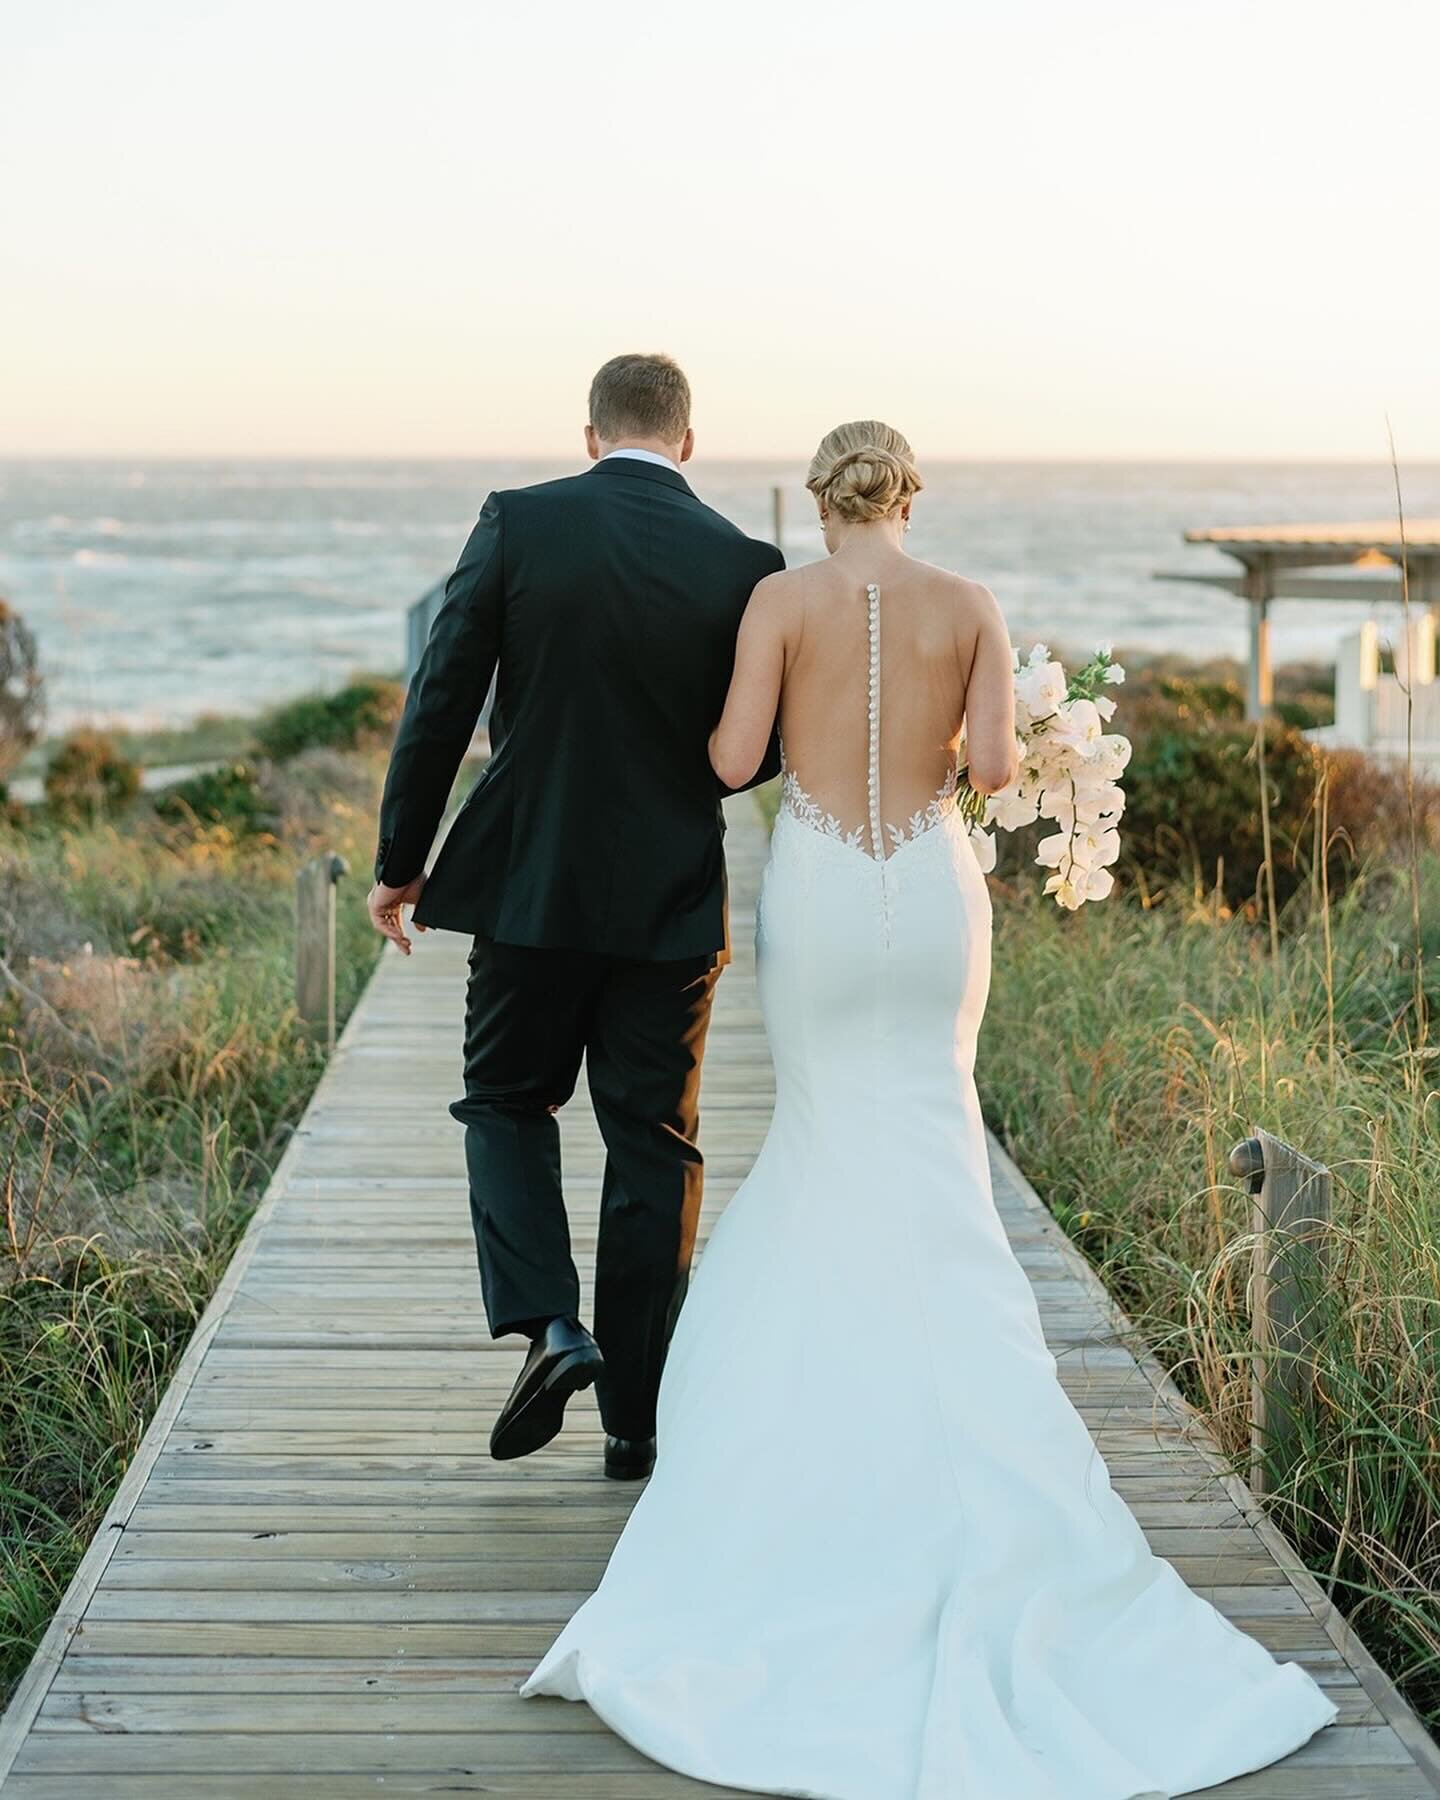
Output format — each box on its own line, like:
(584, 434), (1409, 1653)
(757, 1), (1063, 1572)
(521, 422), (1338, 1798)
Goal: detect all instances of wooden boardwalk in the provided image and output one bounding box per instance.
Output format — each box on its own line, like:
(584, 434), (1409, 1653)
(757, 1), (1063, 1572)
(3, 800), (1438, 1798)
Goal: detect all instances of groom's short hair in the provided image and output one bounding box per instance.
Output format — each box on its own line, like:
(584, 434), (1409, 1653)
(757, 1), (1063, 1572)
(589, 353), (691, 443)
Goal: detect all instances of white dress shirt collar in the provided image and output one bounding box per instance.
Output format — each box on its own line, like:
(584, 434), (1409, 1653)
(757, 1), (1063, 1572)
(601, 447), (681, 473)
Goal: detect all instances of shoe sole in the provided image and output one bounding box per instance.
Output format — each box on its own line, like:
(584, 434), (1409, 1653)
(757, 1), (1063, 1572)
(490, 1349), (602, 1462)
(604, 1460), (655, 1482)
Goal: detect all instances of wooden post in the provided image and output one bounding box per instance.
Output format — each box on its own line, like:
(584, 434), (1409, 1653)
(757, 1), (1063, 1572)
(1242, 557), (1274, 722)
(296, 852), (349, 1051)
(771, 484), (784, 554)
(1229, 1130), (1332, 1496)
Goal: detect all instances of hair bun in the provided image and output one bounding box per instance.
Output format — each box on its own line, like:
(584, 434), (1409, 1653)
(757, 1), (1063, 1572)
(806, 422), (922, 525)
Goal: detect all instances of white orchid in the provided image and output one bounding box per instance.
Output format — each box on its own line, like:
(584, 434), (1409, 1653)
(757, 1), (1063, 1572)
(1089, 734), (1133, 780)
(988, 784), (1041, 831)
(1049, 696), (1104, 757)
(1014, 658), (1067, 724)
(958, 644), (1130, 909)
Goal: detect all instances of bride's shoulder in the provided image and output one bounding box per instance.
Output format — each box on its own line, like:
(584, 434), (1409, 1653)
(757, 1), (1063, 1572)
(743, 560), (822, 614)
(910, 562), (1003, 621)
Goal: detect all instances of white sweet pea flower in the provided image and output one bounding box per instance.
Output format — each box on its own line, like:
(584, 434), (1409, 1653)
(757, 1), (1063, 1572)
(1104, 663), (1126, 685)
(1094, 694), (1117, 721)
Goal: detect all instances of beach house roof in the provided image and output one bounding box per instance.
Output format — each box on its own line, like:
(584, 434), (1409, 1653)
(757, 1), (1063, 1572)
(1182, 522), (1440, 565)
(1155, 521), (1440, 719)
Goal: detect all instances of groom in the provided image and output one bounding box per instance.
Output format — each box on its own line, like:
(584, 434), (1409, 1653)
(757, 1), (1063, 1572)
(368, 354), (783, 1479)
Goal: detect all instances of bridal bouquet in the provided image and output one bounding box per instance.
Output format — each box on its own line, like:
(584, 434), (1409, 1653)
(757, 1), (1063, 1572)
(959, 645), (1130, 909)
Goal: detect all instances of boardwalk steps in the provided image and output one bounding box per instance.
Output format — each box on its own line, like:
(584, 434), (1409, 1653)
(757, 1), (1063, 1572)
(2, 800), (1437, 1796)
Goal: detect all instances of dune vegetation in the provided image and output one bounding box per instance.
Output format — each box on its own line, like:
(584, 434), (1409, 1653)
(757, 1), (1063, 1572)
(0, 682), (401, 1703)
(976, 655), (1440, 1729)
(4, 646), (1438, 1739)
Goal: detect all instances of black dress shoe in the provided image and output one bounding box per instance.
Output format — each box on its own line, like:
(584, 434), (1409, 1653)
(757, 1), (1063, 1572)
(604, 1434), (656, 1481)
(489, 1317), (603, 1462)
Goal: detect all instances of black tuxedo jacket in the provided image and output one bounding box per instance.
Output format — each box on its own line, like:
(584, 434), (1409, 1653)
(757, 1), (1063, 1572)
(375, 456), (784, 960)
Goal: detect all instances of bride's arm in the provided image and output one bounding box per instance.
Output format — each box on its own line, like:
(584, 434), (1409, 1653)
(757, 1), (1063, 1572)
(710, 575), (789, 790)
(962, 587), (1020, 794)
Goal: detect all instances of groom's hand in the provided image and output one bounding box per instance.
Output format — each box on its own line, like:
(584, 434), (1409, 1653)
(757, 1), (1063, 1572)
(367, 874), (427, 955)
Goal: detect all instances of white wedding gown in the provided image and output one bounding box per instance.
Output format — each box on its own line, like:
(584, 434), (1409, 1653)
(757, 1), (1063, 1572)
(522, 584), (1337, 1798)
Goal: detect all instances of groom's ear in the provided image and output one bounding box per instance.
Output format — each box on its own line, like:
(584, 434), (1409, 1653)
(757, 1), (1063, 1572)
(584, 425), (602, 462)
(678, 426), (695, 464)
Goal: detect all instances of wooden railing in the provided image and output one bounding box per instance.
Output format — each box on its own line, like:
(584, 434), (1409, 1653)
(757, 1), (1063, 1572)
(295, 851), (348, 1050)
(1229, 1130), (1333, 1497)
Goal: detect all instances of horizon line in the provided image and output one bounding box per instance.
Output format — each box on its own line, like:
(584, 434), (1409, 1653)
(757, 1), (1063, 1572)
(3, 450), (1439, 469)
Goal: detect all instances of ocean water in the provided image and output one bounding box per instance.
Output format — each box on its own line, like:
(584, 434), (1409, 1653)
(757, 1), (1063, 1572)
(1, 458), (1435, 731)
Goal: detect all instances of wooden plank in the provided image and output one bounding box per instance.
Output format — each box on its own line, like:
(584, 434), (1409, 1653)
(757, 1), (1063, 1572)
(34, 1692), (606, 1734)
(102, 1559), (612, 1593)
(60, 1623), (573, 1658)
(11, 1730), (705, 1773)
(3, 1777), (752, 1798)
(8, 1727), (1424, 1778)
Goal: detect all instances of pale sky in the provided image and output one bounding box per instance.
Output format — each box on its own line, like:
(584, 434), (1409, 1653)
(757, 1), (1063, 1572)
(5, 0), (1438, 461)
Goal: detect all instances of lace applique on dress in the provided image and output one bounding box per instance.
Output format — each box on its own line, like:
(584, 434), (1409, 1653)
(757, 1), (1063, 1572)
(778, 765), (867, 851)
(886, 770), (961, 851)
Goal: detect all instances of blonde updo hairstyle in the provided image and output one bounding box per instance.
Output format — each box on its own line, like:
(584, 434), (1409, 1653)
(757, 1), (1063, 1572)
(806, 420), (923, 525)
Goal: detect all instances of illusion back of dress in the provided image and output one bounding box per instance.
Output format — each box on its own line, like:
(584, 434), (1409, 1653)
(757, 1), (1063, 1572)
(778, 564), (970, 855)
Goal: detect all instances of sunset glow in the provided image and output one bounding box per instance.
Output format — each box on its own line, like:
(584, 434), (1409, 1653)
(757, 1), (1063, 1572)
(6, 0), (1438, 460)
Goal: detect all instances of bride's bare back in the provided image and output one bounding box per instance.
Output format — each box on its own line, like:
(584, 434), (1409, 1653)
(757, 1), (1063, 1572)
(712, 546), (1018, 857)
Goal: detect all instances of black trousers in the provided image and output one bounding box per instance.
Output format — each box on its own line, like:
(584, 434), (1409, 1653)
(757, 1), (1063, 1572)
(451, 935), (721, 1440)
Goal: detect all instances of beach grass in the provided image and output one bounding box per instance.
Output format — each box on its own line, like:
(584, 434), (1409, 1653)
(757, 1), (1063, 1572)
(0, 729), (387, 1704)
(977, 852), (1440, 1728)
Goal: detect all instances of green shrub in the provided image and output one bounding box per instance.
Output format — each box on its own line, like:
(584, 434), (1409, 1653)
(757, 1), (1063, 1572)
(1155, 672), (1244, 722)
(43, 732), (141, 822)
(254, 677), (404, 763)
(154, 760), (271, 836)
(1121, 718), (1329, 908)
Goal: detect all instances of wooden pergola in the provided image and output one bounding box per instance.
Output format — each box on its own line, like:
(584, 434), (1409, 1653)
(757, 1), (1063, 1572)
(1154, 522), (1440, 719)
